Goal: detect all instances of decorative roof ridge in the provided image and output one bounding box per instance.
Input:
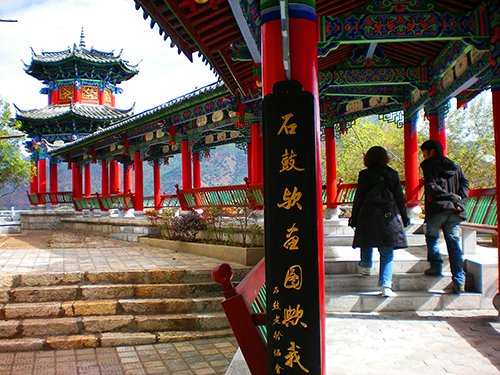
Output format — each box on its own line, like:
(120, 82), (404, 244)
(15, 102), (135, 117)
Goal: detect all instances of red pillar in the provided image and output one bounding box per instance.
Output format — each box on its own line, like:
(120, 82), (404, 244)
(404, 116), (420, 206)
(98, 90), (104, 105)
(181, 139), (192, 189)
(262, 2), (324, 373)
(427, 108), (448, 156)
(491, 84), (500, 312)
(250, 122), (263, 184)
(30, 161), (38, 194)
(84, 164), (91, 196)
(324, 127), (337, 209)
(123, 163), (133, 194)
(153, 160), (161, 210)
(109, 160), (117, 194)
(193, 153), (201, 188)
(50, 90), (58, 105)
(38, 158), (47, 193)
(101, 160), (109, 195)
(247, 141), (253, 182)
(72, 163), (82, 198)
(134, 152), (144, 211)
(50, 161), (58, 193)
(74, 87), (82, 104)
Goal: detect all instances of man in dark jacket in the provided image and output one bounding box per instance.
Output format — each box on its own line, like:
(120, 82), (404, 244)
(420, 140), (470, 293)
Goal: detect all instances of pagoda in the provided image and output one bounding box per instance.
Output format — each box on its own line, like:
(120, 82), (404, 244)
(16, 29), (139, 195)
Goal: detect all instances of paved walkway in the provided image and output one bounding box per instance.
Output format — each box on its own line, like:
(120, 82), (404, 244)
(0, 230), (499, 374)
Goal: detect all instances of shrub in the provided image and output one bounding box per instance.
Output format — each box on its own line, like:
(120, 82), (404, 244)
(170, 209), (206, 241)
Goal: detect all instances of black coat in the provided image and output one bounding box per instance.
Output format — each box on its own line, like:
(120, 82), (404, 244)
(420, 155), (470, 220)
(350, 165), (409, 249)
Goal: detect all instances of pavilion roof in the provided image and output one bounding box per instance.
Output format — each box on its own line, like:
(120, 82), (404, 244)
(16, 102), (134, 137)
(133, 0), (492, 101)
(24, 44), (140, 83)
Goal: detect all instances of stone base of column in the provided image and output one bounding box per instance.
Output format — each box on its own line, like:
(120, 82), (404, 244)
(324, 207), (341, 220)
(493, 294), (500, 319)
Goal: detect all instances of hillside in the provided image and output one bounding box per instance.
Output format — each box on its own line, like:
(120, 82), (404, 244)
(0, 144), (248, 210)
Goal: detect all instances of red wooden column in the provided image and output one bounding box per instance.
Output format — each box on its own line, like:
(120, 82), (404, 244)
(404, 115), (420, 208)
(426, 106), (448, 156)
(101, 160), (109, 195)
(38, 158), (47, 193)
(250, 122), (263, 184)
(193, 153), (201, 189)
(123, 163), (133, 194)
(74, 82), (82, 104)
(247, 140), (253, 182)
(72, 162), (82, 198)
(261, 1), (325, 373)
(84, 165), (91, 196)
(153, 160), (161, 210)
(50, 89), (58, 105)
(49, 160), (58, 204)
(134, 151), (144, 211)
(491, 83), (500, 314)
(109, 160), (116, 193)
(30, 160), (38, 194)
(181, 139), (192, 189)
(324, 127), (337, 211)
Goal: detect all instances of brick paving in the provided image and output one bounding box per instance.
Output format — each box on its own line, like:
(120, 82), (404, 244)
(0, 337), (238, 374)
(1, 230), (499, 374)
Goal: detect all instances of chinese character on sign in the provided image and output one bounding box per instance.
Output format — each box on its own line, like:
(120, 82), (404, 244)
(279, 148), (305, 173)
(285, 341), (309, 373)
(283, 223), (300, 250)
(272, 300), (281, 311)
(273, 330), (283, 340)
(284, 265), (303, 290)
(277, 187), (303, 210)
(282, 304), (308, 328)
(277, 113), (297, 135)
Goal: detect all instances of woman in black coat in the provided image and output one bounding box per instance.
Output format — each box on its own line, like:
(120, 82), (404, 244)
(349, 146), (409, 297)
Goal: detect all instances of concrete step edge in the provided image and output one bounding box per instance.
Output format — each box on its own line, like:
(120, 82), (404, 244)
(0, 328), (234, 352)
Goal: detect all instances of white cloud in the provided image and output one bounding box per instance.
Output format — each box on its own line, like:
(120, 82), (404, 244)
(0, 0), (217, 114)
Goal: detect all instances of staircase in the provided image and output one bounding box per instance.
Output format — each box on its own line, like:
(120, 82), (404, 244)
(0, 267), (249, 352)
(323, 219), (497, 313)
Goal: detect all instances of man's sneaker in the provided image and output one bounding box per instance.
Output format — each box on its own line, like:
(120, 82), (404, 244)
(454, 284), (465, 294)
(424, 268), (443, 277)
(382, 287), (396, 297)
(356, 265), (372, 276)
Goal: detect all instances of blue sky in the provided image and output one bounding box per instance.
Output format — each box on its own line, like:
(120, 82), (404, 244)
(0, 0), (218, 114)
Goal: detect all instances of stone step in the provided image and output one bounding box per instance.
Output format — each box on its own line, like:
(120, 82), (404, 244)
(0, 328), (234, 352)
(0, 268), (250, 288)
(325, 273), (454, 292)
(325, 290), (484, 313)
(325, 259), (451, 275)
(0, 312), (229, 340)
(2, 297), (223, 319)
(324, 234), (427, 247)
(2, 283), (223, 303)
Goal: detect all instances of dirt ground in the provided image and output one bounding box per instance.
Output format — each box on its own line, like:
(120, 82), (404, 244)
(0, 230), (125, 249)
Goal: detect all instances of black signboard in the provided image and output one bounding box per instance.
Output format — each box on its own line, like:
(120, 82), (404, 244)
(263, 80), (321, 374)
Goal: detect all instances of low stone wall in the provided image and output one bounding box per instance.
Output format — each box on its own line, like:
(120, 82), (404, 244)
(61, 217), (159, 240)
(140, 237), (264, 266)
(20, 210), (77, 230)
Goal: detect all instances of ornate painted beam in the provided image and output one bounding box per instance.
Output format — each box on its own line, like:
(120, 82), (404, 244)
(318, 6), (490, 55)
(321, 85), (410, 98)
(319, 66), (428, 89)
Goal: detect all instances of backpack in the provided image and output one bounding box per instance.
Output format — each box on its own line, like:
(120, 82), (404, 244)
(364, 176), (394, 205)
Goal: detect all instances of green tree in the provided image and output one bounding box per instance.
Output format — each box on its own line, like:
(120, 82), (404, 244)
(327, 116), (406, 184)
(329, 91), (494, 189)
(0, 98), (30, 198)
(439, 93), (494, 188)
